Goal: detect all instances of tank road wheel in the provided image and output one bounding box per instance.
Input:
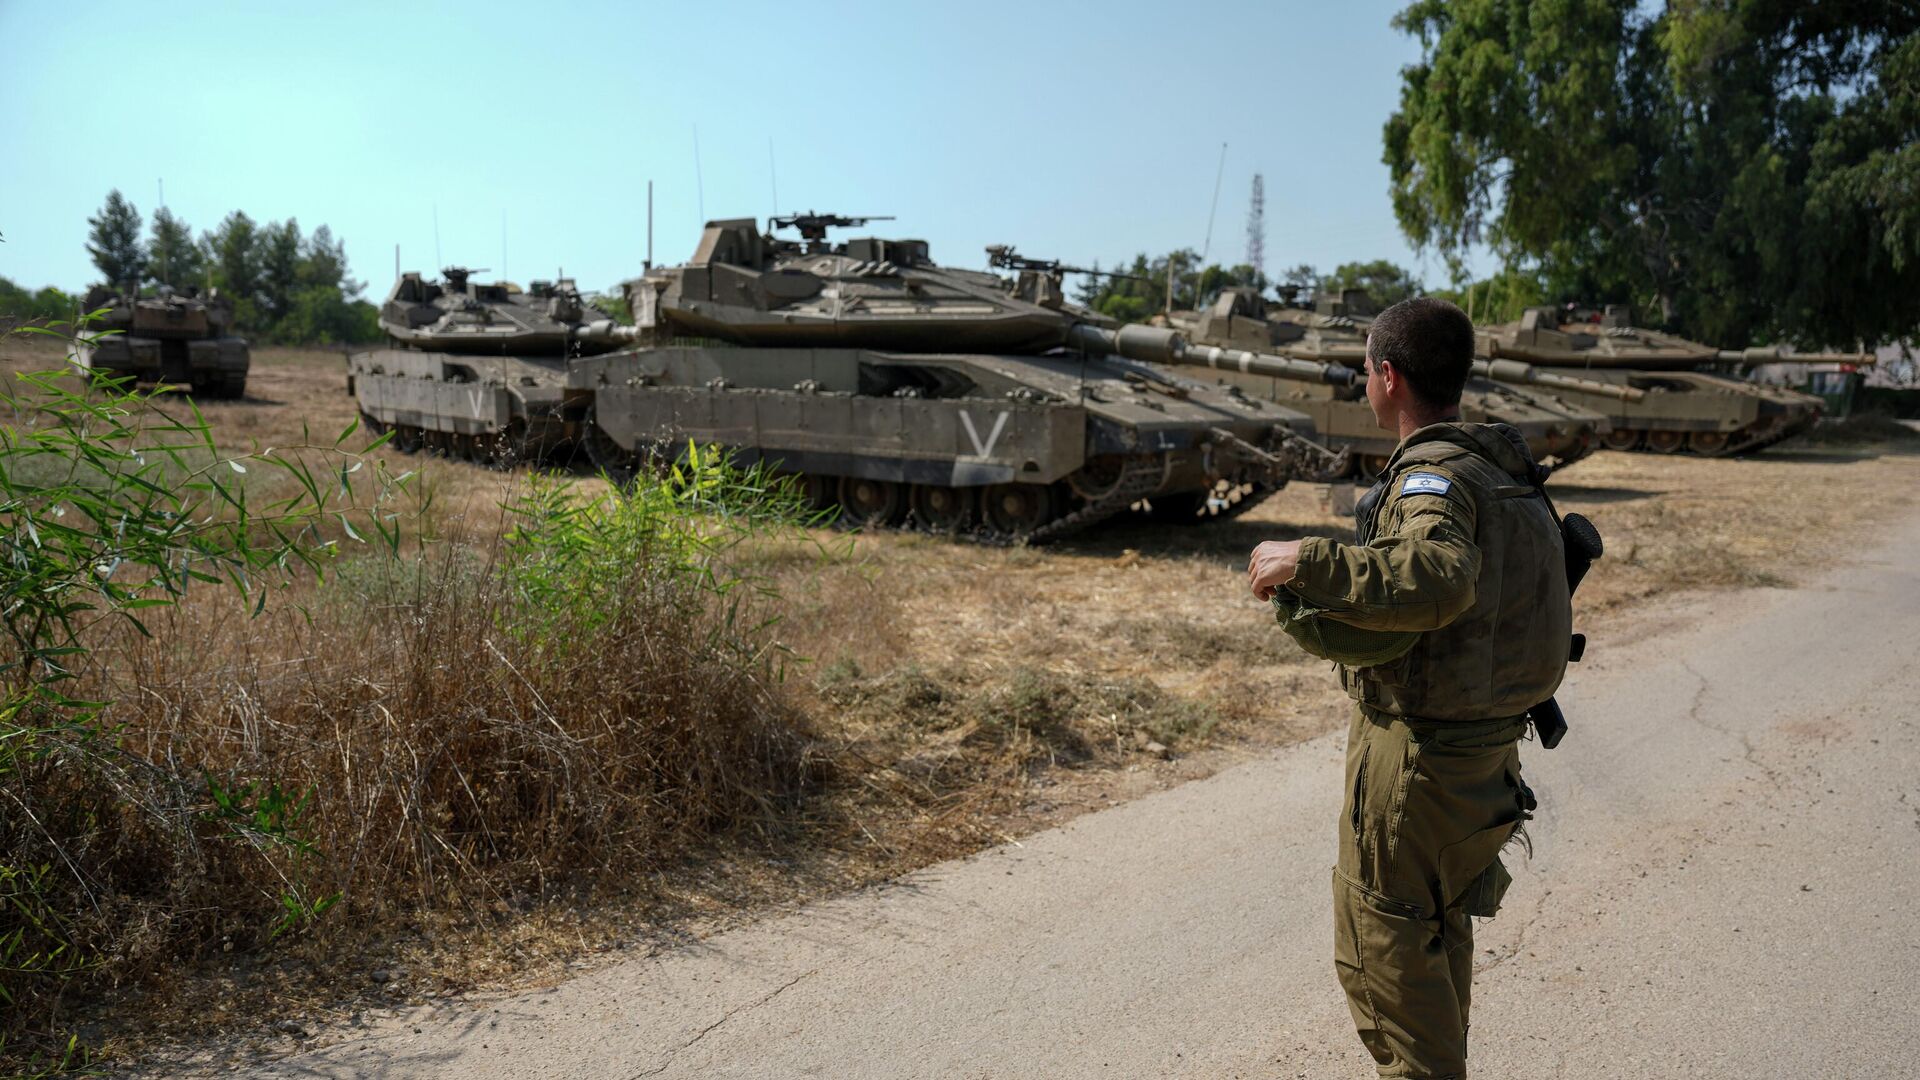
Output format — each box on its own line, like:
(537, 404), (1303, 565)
(1688, 430), (1733, 456)
(465, 430), (499, 467)
(837, 477), (906, 528)
(1600, 427), (1643, 452)
(981, 483), (1055, 539)
(357, 410), (389, 439)
(910, 484), (975, 533)
(798, 474), (838, 513)
(581, 410), (639, 486)
(487, 419), (535, 468)
(391, 425), (422, 454)
(1644, 429), (1686, 454)
(1357, 454), (1391, 482)
(422, 429), (452, 457)
(447, 432), (476, 461)
(222, 371), (248, 400)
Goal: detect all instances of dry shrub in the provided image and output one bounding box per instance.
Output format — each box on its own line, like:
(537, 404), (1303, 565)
(2, 449), (826, 1070)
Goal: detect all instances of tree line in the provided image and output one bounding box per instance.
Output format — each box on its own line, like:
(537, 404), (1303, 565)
(0, 189), (382, 344)
(1072, 252), (1425, 323)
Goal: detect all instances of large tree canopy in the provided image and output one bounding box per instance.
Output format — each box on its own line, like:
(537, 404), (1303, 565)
(1385, 1), (1920, 348)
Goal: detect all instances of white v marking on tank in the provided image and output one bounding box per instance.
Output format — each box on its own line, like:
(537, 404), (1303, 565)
(959, 410), (1010, 458)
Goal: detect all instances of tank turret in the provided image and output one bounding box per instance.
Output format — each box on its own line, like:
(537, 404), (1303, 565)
(75, 285), (250, 399)
(1483, 305), (1873, 371)
(379, 269), (639, 356)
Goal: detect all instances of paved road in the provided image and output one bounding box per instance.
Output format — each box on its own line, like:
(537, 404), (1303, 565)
(253, 510), (1920, 1079)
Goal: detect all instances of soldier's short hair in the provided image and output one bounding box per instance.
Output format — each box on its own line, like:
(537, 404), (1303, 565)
(1365, 297), (1474, 409)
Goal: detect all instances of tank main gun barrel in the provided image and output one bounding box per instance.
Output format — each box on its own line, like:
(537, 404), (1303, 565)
(1263, 339), (1369, 366)
(1713, 346), (1877, 368)
(1472, 358), (1647, 402)
(1065, 323), (1359, 387)
(569, 320), (641, 347)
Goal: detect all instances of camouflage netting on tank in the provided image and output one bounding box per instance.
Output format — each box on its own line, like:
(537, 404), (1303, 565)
(1269, 590), (1418, 668)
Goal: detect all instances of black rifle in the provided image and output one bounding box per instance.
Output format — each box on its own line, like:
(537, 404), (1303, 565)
(1527, 492), (1602, 749)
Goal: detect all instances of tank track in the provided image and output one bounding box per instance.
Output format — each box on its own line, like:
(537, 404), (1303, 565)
(1023, 456), (1168, 544)
(370, 414), (1206, 545)
(1603, 415), (1820, 458)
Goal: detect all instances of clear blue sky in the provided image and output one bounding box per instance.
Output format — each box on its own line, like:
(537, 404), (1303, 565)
(1, 0), (1458, 298)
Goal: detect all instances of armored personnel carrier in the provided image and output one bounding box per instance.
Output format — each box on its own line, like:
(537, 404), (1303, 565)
(1477, 306), (1869, 455)
(76, 285), (249, 398)
(346, 269), (637, 463)
(569, 214), (1352, 540)
(1171, 287), (1622, 477)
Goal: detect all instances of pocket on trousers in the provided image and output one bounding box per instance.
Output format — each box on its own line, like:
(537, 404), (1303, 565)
(1458, 855), (1513, 918)
(1437, 819), (1518, 914)
(1349, 742), (1371, 847)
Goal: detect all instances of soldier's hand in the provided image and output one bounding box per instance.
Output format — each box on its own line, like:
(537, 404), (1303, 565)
(1247, 539), (1304, 601)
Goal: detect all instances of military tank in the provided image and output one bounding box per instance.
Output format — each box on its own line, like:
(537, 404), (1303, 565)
(566, 213), (1353, 540)
(1170, 286), (1626, 477)
(76, 285), (249, 398)
(1477, 306), (1871, 455)
(346, 268), (638, 463)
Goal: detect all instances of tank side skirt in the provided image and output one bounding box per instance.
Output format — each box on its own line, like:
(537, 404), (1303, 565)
(589, 384), (1089, 486)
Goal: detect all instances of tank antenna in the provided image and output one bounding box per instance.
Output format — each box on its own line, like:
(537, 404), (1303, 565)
(768, 137), (780, 219)
(433, 204), (443, 275)
(394, 244), (400, 283)
(693, 125), (706, 223)
(1200, 141), (1227, 261)
(1244, 172), (1265, 283)
(501, 210), (507, 283)
(646, 180), (654, 271)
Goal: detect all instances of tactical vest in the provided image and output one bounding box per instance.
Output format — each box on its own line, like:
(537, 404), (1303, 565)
(1339, 427), (1573, 722)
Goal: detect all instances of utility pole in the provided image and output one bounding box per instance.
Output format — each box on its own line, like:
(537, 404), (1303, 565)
(1245, 173), (1266, 284)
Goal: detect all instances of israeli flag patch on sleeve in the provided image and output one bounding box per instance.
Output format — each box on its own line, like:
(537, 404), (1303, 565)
(1401, 472), (1453, 497)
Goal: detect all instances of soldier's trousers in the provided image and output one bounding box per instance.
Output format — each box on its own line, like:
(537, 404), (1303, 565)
(1332, 707), (1533, 1080)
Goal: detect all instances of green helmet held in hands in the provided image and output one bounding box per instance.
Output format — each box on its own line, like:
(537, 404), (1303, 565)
(1270, 590), (1418, 668)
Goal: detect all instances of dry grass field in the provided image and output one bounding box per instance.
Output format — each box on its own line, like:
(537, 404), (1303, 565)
(5, 338), (1917, 1068)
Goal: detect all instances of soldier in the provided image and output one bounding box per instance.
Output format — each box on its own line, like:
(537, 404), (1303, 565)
(1246, 297), (1572, 1079)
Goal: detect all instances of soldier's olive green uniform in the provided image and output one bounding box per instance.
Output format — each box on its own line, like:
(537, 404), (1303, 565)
(1282, 422), (1571, 1080)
